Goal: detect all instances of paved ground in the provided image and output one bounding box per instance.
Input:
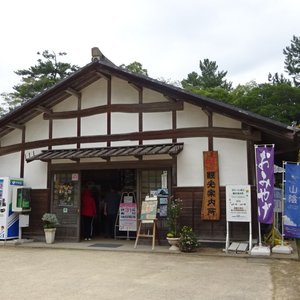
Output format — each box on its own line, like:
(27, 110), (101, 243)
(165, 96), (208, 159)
(1, 243), (300, 299)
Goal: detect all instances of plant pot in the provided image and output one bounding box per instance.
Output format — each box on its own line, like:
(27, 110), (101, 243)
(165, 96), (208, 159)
(44, 228), (56, 244)
(166, 237), (180, 251)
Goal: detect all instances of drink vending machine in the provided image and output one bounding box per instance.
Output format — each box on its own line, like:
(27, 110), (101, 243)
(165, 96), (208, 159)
(0, 177), (31, 240)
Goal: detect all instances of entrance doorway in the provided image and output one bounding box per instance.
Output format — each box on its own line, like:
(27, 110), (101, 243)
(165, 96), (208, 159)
(81, 169), (136, 239)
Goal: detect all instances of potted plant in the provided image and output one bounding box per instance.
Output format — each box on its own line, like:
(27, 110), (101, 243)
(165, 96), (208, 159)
(166, 197), (182, 250)
(41, 213), (59, 244)
(179, 226), (200, 252)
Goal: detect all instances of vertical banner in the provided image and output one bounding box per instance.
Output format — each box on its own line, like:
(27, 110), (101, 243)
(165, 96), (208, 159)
(284, 163), (300, 238)
(201, 151), (220, 220)
(255, 145), (274, 224)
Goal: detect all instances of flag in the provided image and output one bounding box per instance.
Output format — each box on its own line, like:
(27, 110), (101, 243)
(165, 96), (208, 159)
(284, 163), (300, 238)
(255, 145), (274, 224)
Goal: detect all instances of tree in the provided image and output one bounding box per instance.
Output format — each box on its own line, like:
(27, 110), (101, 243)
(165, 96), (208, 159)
(181, 58), (232, 91)
(1, 50), (79, 113)
(119, 61), (148, 76)
(229, 82), (300, 124)
(283, 35), (300, 87)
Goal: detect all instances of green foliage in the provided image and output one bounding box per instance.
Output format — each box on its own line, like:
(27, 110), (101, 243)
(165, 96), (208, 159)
(182, 58), (232, 91)
(1, 50), (79, 113)
(179, 226), (200, 252)
(41, 213), (59, 229)
(166, 197), (182, 238)
(283, 35), (300, 87)
(119, 61), (148, 76)
(230, 82), (300, 124)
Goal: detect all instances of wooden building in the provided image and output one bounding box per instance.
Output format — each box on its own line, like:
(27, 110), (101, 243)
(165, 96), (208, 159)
(0, 49), (299, 242)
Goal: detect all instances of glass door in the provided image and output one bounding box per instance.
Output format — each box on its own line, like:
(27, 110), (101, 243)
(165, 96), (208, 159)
(52, 172), (81, 241)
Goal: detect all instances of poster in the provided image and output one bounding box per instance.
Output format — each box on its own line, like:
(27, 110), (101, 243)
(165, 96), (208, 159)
(140, 200), (158, 220)
(119, 203), (137, 231)
(284, 163), (300, 238)
(226, 185), (251, 222)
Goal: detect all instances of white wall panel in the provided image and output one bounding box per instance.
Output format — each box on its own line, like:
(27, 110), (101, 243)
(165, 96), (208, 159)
(143, 112), (172, 131)
(177, 103), (208, 128)
(25, 114), (49, 142)
(177, 138), (208, 186)
(1, 129), (21, 146)
(112, 77), (138, 104)
(24, 160), (47, 188)
(214, 138), (248, 185)
(213, 113), (241, 128)
(81, 79), (107, 108)
(0, 153), (21, 177)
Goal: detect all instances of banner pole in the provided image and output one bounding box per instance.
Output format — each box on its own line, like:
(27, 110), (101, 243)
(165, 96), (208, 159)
(272, 161), (292, 254)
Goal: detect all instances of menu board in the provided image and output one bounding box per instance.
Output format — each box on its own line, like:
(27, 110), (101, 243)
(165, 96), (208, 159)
(226, 185), (251, 222)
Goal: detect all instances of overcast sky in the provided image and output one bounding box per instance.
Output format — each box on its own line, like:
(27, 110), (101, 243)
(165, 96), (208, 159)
(0, 0), (299, 95)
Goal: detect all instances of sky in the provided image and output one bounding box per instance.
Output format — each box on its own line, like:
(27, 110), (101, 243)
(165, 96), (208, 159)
(0, 0), (299, 95)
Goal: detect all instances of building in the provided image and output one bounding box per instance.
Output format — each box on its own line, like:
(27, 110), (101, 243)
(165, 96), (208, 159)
(0, 49), (299, 242)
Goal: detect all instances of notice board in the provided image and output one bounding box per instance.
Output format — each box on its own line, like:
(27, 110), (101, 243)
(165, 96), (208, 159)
(226, 185), (251, 222)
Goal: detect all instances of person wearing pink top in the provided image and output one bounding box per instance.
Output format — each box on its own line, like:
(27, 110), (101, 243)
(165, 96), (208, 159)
(81, 184), (97, 240)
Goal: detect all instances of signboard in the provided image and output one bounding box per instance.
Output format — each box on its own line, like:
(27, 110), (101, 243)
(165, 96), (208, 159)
(226, 185), (251, 222)
(201, 151), (220, 220)
(284, 162), (300, 238)
(140, 200), (158, 220)
(119, 203), (137, 231)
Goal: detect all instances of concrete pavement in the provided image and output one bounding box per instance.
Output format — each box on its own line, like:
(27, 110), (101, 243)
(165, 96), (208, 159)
(1, 244), (300, 299)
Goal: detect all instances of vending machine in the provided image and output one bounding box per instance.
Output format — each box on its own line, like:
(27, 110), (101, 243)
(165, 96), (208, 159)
(0, 177), (29, 240)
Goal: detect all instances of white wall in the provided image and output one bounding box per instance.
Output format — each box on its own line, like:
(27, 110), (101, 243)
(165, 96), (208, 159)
(213, 113), (241, 128)
(81, 79), (107, 108)
(177, 138), (208, 186)
(0, 153), (21, 178)
(26, 114), (49, 142)
(214, 138), (248, 185)
(24, 160), (47, 188)
(1, 129), (21, 146)
(112, 77), (138, 104)
(177, 103), (208, 127)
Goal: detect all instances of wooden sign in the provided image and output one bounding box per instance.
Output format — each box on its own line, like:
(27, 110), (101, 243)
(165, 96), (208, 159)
(201, 151), (220, 220)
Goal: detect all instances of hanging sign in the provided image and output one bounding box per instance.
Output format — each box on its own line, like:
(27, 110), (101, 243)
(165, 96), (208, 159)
(284, 162), (300, 238)
(226, 185), (251, 222)
(255, 145), (274, 224)
(201, 151), (220, 220)
(119, 203), (137, 231)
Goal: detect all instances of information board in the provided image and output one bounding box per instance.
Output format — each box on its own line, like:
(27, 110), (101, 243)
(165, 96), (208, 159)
(119, 203), (137, 231)
(226, 185), (251, 222)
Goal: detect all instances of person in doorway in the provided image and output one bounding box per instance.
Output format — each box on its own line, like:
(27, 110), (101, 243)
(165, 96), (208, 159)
(81, 183), (97, 241)
(104, 185), (121, 238)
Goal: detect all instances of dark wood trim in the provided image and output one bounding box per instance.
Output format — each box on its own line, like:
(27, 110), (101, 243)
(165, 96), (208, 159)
(172, 110), (177, 143)
(107, 77), (111, 148)
(20, 127), (25, 177)
(0, 127), (261, 156)
(77, 94), (82, 148)
(48, 119), (53, 150)
(49, 159), (174, 171)
(247, 139), (256, 185)
(139, 88), (143, 146)
(42, 101), (184, 120)
(208, 111), (213, 151)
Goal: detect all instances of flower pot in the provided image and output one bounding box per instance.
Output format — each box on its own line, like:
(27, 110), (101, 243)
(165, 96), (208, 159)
(44, 228), (56, 244)
(166, 237), (180, 251)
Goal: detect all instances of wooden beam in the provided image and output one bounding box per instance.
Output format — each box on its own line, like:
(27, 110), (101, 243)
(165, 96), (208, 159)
(128, 82), (142, 92)
(164, 95), (177, 102)
(35, 106), (52, 114)
(6, 123), (25, 130)
(66, 88), (81, 98)
(43, 101), (184, 120)
(0, 127), (262, 156)
(95, 71), (110, 81)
